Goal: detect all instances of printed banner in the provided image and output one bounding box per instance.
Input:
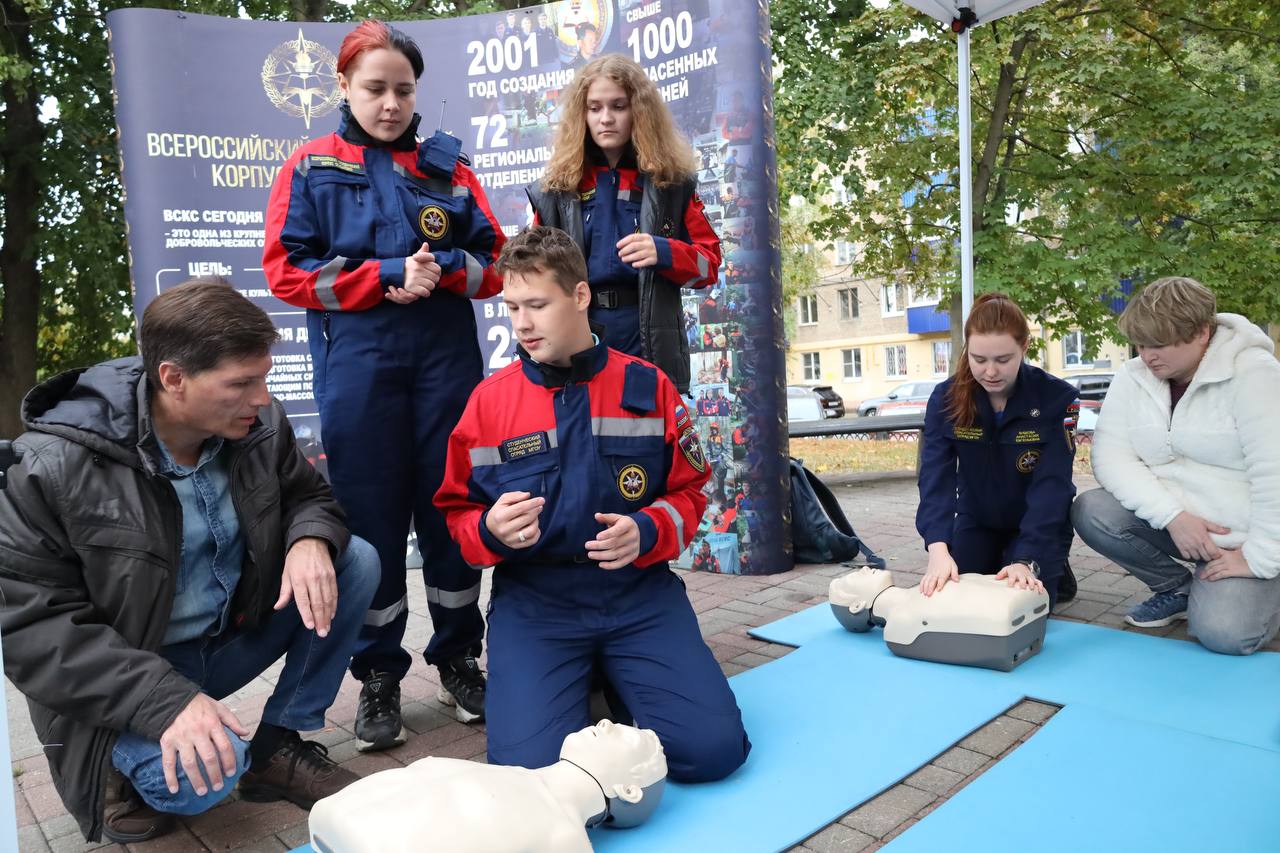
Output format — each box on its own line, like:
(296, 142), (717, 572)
(107, 0), (790, 573)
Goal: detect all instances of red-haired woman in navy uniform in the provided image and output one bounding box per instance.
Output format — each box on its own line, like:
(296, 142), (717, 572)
(916, 294), (1079, 607)
(263, 20), (504, 752)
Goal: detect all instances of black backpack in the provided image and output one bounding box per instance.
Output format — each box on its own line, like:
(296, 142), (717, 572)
(789, 457), (885, 567)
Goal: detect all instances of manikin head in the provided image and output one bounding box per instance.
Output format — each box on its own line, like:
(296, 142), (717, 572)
(829, 566), (893, 613)
(560, 720), (667, 828)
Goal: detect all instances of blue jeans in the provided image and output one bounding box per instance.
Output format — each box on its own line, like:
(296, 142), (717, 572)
(111, 536), (379, 815)
(1072, 489), (1280, 655)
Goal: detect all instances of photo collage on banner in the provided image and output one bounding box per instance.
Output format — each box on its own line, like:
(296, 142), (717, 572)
(108, 0), (788, 574)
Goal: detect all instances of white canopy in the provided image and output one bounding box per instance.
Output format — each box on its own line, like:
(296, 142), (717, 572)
(898, 0), (1050, 320)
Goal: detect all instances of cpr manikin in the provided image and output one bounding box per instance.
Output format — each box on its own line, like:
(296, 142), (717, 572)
(307, 720), (667, 853)
(829, 567), (1049, 671)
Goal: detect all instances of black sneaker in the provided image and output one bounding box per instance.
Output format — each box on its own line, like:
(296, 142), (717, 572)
(354, 672), (405, 752)
(436, 654), (486, 723)
(1057, 562), (1078, 604)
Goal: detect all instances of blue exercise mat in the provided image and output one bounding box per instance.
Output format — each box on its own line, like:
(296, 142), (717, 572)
(588, 632), (1023, 852)
(750, 604), (1280, 752)
(884, 703), (1280, 853)
(288, 633), (1025, 853)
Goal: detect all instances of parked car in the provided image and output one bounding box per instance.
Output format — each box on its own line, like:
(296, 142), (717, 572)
(795, 384), (845, 418)
(1061, 372), (1114, 402)
(858, 380), (940, 416)
(786, 385), (826, 422)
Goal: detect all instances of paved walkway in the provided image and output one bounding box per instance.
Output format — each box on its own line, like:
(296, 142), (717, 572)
(9, 471), (1267, 852)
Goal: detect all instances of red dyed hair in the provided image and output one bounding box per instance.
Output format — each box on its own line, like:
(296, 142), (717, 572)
(337, 19), (424, 79)
(944, 292), (1030, 428)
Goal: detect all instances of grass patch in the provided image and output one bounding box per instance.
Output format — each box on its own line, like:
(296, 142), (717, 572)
(789, 436), (1095, 475)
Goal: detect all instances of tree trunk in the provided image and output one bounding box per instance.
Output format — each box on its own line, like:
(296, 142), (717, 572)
(290, 0), (329, 22)
(0, 0), (45, 438)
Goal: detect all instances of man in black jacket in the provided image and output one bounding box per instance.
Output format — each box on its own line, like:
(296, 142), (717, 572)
(0, 279), (379, 843)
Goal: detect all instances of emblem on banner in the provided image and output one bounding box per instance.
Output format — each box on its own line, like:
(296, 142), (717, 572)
(262, 29), (343, 130)
(419, 205), (450, 241)
(617, 464), (647, 501)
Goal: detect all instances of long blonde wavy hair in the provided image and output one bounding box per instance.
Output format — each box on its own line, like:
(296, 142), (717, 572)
(541, 53), (696, 192)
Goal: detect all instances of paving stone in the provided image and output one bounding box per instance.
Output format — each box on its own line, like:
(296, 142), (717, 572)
(902, 763), (964, 795)
(49, 835), (123, 853)
(931, 746), (988, 776)
(18, 825), (51, 853)
(957, 716), (1035, 757)
(838, 784), (936, 839)
(730, 652), (775, 669)
(803, 821), (876, 853)
(39, 813), (81, 841)
(275, 821), (312, 849)
(1005, 700), (1058, 725)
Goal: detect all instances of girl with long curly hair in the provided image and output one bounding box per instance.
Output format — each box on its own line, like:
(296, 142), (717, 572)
(528, 53), (720, 393)
(915, 293), (1080, 607)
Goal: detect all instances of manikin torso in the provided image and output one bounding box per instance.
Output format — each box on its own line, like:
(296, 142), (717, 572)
(308, 720), (666, 853)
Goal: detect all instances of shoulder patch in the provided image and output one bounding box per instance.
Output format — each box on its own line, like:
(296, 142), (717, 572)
(678, 426), (706, 473)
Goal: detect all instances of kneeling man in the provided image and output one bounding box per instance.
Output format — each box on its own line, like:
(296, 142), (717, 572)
(0, 280), (378, 842)
(435, 226), (751, 781)
(1073, 277), (1280, 654)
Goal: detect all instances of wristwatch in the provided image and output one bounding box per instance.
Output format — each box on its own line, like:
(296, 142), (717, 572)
(1014, 559), (1041, 578)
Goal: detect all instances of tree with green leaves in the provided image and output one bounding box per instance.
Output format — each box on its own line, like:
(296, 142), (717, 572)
(0, 0), (525, 438)
(772, 0), (1280, 359)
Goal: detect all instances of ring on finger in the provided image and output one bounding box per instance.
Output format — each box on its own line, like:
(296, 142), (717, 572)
(517, 530), (527, 543)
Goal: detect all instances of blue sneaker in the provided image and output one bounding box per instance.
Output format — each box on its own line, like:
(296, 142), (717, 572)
(1125, 590), (1189, 628)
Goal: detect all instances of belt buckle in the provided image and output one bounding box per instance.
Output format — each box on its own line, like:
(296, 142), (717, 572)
(597, 290), (617, 309)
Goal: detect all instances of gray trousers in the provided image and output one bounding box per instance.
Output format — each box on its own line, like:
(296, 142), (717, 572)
(1072, 488), (1280, 656)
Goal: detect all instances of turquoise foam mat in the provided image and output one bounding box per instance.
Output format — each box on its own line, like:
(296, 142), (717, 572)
(750, 604), (1280, 752)
(884, 703), (1280, 852)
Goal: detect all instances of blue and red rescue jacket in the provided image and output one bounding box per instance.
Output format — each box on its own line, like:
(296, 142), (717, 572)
(264, 106), (504, 311)
(435, 340), (709, 570)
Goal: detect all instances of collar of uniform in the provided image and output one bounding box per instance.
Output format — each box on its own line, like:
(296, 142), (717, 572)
(517, 331), (609, 388)
(585, 139), (638, 171)
(977, 362), (1039, 425)
(337, 101), (421, 152)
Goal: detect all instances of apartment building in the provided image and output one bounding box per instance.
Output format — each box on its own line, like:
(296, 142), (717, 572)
(786, 254), (1131, 411)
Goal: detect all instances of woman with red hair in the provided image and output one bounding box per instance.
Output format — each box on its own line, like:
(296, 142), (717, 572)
(915, 293), (1079, 607)
(263, 20), (504, 753)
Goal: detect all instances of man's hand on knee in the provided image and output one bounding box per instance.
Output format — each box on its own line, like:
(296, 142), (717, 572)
(277, 536), (338, 637)
(1200, 548), (1254, 581)
(1166, 511), (1229, 562)
(159, 693), (249, 796)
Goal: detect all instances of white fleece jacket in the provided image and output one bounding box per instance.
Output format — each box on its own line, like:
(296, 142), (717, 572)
(1091, 313), (1280, 578)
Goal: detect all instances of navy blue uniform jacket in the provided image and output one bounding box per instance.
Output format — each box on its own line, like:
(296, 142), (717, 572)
(916, 363), (1078, 567)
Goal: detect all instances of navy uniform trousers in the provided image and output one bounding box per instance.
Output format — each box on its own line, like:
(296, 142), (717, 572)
(309, 296), (485, 680)
(485, 562), (751, 783)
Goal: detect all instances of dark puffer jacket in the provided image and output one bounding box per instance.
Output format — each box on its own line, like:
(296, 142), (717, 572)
(0, 357), (348, 841)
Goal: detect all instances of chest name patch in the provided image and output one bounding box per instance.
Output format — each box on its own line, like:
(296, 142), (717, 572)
(307, 154), (364, 174)
(953, 426), (984, 441)
(1014, 430), (1043, 443)
(1016, 449), (1042, 473)
(500, 431), (549, 462)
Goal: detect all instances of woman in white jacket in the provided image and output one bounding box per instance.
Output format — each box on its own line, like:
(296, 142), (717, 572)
(1072, 277), (1280, 654)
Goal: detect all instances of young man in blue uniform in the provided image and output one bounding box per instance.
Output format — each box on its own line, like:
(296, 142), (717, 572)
(435, 226), (750, 782)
